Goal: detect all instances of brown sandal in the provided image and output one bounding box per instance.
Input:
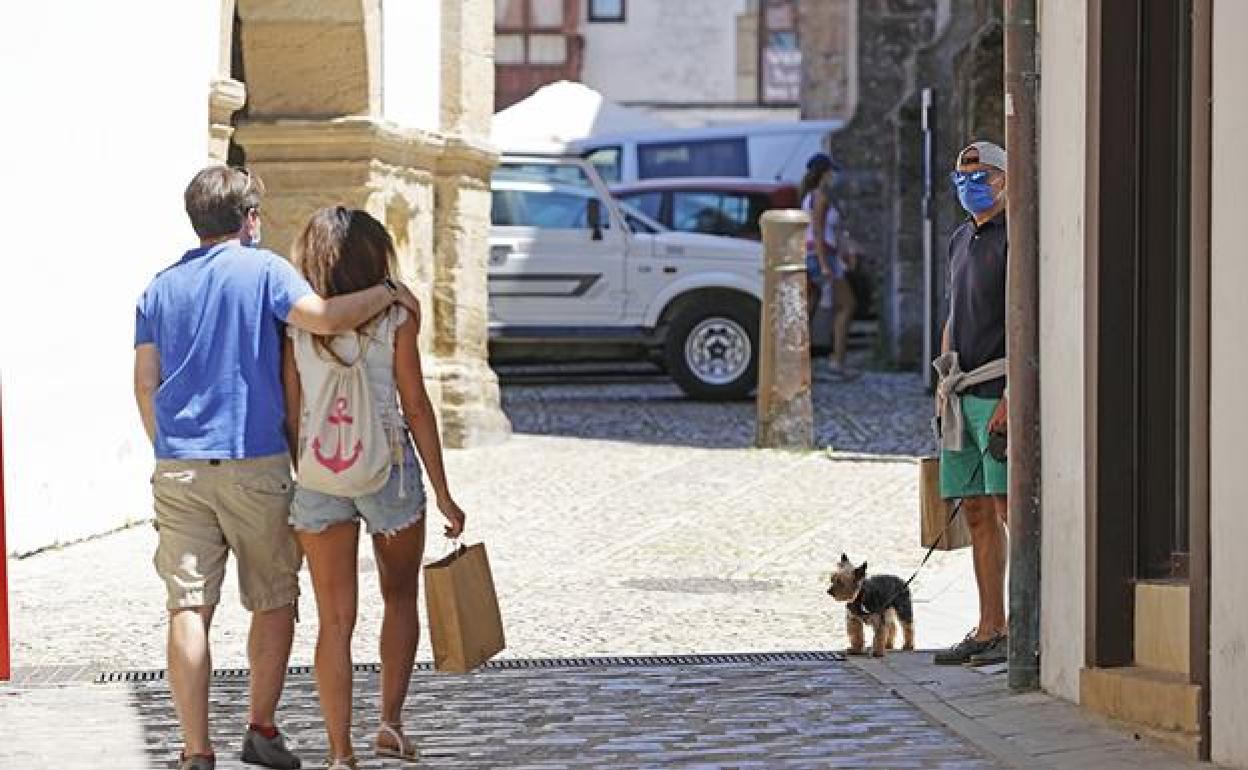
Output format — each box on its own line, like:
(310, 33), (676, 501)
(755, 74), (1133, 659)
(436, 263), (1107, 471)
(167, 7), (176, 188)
(376, 722), (419, 761)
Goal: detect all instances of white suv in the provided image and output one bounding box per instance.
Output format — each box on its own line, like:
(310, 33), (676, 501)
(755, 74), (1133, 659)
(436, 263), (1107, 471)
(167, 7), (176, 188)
(489, 154), (765, 400)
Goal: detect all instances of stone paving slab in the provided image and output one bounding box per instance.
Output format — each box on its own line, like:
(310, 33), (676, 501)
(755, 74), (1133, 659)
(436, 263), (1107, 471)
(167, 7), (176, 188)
(849, 652), (1212, 770)
(0, 659), (1001, 769)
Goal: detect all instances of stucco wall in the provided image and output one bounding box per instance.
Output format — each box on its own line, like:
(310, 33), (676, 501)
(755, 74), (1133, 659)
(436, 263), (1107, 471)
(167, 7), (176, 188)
(383, 0), (440, 130)
(579, 0), (748, 105)
(1209, 1), (1248, 764)
(0, 1), (221, 553)
(1036, 0), (1088, 704)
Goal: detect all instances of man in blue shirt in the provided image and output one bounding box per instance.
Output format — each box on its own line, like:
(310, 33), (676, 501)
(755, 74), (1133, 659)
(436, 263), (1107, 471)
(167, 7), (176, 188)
(134, 166), (419, 770)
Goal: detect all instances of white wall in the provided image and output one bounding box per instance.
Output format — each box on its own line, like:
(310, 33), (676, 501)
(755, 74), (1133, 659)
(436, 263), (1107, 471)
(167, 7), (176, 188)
(1209, 1), (1248, 764)
(0, 1), (221, 553)
(1037, 0), (1087, 703)
(382, 0), (440, 130)
(579, 0), (749, 105)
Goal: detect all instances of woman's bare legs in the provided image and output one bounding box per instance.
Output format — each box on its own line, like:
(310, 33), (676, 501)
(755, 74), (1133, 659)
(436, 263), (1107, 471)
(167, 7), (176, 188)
(831, 277), (857, 368)
(372, 515), (427, 750)
(298, 522), (360, 761)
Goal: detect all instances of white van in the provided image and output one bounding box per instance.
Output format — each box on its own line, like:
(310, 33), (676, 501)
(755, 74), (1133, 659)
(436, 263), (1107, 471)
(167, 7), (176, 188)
(571, 119), (844, 185)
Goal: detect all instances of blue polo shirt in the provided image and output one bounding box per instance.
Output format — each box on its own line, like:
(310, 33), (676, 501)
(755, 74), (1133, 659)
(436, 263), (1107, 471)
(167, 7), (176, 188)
(135, 241), (314, 460)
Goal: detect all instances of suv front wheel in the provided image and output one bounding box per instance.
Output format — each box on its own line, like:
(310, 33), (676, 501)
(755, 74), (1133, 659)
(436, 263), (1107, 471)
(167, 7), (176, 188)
(664, 297), (760, 401)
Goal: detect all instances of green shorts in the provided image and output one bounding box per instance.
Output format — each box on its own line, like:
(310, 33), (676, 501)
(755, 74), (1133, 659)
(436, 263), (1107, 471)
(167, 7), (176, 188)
(939, 394), (1008, 499)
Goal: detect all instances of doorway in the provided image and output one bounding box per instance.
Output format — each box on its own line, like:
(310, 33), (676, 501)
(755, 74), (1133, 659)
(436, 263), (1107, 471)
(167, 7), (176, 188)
(1085, 0), (1212, 757)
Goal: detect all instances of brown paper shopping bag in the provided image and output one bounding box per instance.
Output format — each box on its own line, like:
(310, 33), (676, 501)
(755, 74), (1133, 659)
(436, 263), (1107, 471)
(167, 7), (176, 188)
(920, 457), (972, 551)
(423, 543), (506, 673)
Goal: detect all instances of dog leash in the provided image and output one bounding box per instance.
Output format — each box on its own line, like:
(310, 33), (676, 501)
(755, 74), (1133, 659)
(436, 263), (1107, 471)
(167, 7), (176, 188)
(874, 450), (989, 610)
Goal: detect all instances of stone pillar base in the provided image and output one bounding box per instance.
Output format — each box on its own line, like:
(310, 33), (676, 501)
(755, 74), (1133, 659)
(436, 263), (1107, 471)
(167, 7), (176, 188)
(428, 358), (511, 448)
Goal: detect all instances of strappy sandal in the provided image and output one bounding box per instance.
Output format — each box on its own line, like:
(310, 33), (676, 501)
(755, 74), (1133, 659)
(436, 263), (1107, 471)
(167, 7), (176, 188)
(326, 757), (358, 770)
(376, 721), (419, 761)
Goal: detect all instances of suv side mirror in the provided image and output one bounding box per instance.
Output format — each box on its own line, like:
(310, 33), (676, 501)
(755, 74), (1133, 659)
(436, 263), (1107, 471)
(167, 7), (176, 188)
(587, 198), (604, 241)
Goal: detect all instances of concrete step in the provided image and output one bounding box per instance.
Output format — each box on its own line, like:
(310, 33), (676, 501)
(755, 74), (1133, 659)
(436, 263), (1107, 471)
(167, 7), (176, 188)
(1134, 580), (1190, 675)
(1080, 665), (1201, 755)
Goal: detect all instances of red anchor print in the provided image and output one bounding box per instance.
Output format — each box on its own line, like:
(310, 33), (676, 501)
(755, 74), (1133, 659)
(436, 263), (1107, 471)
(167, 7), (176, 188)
(313, 396), (363, 474)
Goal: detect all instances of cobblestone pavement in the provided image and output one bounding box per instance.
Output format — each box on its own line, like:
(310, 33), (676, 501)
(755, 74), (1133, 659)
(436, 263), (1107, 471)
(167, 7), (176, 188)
(500, 366), (935, 455)
(2, 659), (1000, 769)
(4, 370), (1000, 768)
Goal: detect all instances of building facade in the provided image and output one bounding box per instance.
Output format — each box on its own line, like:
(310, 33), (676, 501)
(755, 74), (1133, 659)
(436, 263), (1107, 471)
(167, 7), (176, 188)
(1037, 1), (1247, 765)
(495, 0), (807, 127)
(0, 0), (510, 554)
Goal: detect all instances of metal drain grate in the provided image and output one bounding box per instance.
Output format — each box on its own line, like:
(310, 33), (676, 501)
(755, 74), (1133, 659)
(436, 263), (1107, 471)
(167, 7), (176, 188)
(95, 651), (845, 684)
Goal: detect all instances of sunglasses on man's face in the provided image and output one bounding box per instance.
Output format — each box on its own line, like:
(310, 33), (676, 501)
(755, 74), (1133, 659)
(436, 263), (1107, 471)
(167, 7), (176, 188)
(950, 169), (992, 187)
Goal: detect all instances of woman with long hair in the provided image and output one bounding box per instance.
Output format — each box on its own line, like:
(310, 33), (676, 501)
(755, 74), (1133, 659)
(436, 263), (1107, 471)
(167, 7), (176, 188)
(282, 206), (466, 769)
(800, 152), (858, 378)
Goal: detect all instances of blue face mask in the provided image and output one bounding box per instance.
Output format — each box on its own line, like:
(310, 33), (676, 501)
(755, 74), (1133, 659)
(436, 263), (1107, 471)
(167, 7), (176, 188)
(951, 170), (999, 214)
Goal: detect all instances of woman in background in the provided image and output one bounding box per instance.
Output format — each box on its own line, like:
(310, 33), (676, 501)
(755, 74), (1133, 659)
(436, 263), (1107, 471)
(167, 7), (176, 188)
(800, 152), (857, 379)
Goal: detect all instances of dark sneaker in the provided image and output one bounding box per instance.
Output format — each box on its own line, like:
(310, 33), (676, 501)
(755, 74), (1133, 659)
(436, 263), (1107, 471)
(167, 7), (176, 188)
(241, 728), (301, 770)
(968, 635), (1008, 666)
(180, 754), (215, 770)
(933, 632), (996, 665)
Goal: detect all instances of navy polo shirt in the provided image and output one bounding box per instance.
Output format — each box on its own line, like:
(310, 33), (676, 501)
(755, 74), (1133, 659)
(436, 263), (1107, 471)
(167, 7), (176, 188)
(947, 212), (1007, 399)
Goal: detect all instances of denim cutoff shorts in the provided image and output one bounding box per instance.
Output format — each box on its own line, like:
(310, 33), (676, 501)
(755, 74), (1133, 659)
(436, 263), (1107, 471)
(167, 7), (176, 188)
(806, 252), (847, 282)
(291, 443), (426, 536)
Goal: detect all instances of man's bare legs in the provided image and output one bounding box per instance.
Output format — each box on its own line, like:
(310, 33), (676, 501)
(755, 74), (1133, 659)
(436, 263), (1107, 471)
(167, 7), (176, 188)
(168, 606), (216, 756)
(964, 494), (1009, 640)
(248, 604), (296, 729)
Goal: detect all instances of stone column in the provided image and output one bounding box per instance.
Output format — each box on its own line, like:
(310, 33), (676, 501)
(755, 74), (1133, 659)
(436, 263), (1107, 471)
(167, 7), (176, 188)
(430, 139), (511, 447)
(429, 0), (512, 447)
(757, 210), (814, 450)
(208, 78), (245, 163)
(234, 120), (511, 448)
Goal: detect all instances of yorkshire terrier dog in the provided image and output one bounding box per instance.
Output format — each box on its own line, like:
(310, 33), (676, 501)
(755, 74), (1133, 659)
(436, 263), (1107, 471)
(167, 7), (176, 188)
(827, 554), (916, 657)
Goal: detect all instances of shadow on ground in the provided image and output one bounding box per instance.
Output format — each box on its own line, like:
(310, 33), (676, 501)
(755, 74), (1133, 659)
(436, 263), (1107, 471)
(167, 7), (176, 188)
(499, 364), (935, 456)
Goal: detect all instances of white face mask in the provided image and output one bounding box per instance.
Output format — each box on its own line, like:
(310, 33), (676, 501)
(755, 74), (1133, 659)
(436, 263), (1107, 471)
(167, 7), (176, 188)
(242, 222), (261, 248)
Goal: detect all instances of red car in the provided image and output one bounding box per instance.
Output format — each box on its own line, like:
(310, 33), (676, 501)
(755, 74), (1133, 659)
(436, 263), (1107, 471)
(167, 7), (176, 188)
(612, 177), (876, 322)
(610, 177), (799, 241)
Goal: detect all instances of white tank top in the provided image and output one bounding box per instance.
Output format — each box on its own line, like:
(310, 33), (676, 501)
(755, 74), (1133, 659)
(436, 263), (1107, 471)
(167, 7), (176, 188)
(803, 191), (841, 251)
(289, 305), (408, 443)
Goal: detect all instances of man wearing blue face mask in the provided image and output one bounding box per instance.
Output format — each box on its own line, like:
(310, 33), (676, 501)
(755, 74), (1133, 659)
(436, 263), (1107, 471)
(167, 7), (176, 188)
(932, 141), (1010, 667)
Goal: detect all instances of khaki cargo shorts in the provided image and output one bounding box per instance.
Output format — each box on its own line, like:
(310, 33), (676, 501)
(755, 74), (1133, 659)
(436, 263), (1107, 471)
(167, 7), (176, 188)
(151, 453), (301, 612)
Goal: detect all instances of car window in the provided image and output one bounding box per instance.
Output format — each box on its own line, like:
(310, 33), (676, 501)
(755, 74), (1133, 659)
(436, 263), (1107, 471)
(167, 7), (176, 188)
(637, 138), (749, 179)
(493, 163), (593, 188)
(617, 191), (664, 222)
(743, 193), (771, 239)
(584, 146), (622, 183)
(617, 201), (666, 235)
(491, 189), (609, 229)
(671, 191), (754, 237)
(624, 212), (660, 234)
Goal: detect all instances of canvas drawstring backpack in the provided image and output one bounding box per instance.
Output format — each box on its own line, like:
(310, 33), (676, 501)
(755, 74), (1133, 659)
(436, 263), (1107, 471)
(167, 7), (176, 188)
(295, 330), (393, 496)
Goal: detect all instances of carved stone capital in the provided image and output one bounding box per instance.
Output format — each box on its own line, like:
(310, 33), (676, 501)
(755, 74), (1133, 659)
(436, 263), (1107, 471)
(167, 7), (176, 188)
(209, 78), (247, 126)
(234, 117), (446, 170)
(436, 135), (499, 182)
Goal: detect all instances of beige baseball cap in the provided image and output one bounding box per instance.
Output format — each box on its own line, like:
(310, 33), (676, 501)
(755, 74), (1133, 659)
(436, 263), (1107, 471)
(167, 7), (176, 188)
(957, 141), (1007, 172)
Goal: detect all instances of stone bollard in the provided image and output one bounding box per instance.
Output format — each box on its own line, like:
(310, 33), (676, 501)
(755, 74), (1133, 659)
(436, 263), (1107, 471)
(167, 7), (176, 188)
(756, 210), (814, 449)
